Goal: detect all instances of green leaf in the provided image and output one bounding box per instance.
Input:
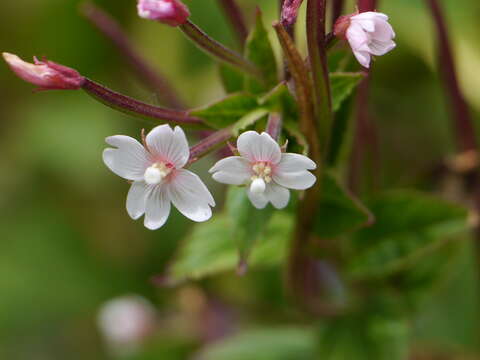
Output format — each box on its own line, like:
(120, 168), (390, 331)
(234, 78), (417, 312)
(317, 307), (409, 360)
(190, 93), (259, 129)
(348, 190), (469, 279)
(198, 327), (315, 360)
(168, 212), (294, 282)
(244, 9), (278, 94)
(226, 187), (275, 267)
(314, 172), (374, 238)
(232, 108), (269, 135)
(218, 64), (245, 93)
(330, 72), (364, 112)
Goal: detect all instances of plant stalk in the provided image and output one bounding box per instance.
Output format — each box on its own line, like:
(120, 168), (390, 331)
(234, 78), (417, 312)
(189, 127), (234, 163)
(217, 0), (249, 48)
(266, 112), (283, 141)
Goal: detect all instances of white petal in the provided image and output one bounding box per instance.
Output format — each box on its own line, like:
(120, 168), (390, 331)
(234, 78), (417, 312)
(103, 135), (149, 181)
(368, 40), (396, 56)
(346, 22), (369, 51)
(126, 181), (149, 220)
(352, 12), (388, 22)
(209, 156), (252, 185)
(168, 169), (215, 222)
(372, 18), (395, 41)
(355, 18), (375, 33)
(265, 183), (290, 209)
(146, 125), (190, 168)
(144, 185), (171, 230)
(273, 171), (316, 190)
(353, 50), (371, 68)
(247, 189), (268, 209)
(277, 153), (317, 173)
(237, 131), (282, 164)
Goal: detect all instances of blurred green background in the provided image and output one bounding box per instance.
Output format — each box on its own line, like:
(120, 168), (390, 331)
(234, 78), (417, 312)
(1, 0), (480, 359)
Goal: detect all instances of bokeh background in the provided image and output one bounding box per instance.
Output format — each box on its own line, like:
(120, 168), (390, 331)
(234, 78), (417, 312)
(1, 0), (480, 359)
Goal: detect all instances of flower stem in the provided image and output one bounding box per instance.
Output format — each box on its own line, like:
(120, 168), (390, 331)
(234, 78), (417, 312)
(358, 0), (377, 12)
(266, 112), (283, 141)
(80, 2), (184, 109)
(81, 79), (205, 127)
(331, 0), (344, 30)
(216, 0), (249, 48)
(188, 127), (234, 163)
(179, 20), (262, 79)
(306, 0), (332, 152)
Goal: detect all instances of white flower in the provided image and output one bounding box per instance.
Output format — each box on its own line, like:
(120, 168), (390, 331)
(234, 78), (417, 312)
(337, 12), (396, 68)
(97, 295), (156, 352)
(209, 131), (317, 209)
(103, 125), (215, 230)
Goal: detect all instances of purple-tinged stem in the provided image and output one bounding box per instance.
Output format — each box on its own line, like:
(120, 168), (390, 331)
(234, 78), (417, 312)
(331, 0), (344, 30)
(217, 0), (249, 48)
(426, 0), (477, 153)
(266, 112), (283, 141)
(179, 20), (262, 79)
(80, 2), (184, 109)
(306, 0), (332, 152)
(81, 79), (204, 127)
(189, 127), (234, 163)
(358, 0), (377, 12)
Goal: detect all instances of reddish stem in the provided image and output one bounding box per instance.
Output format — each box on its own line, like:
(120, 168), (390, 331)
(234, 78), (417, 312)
(217, 0), (249, 48)
(80, 2), (184, 109)
(189, 127), (234, 163)
(266, 112), (283, 141)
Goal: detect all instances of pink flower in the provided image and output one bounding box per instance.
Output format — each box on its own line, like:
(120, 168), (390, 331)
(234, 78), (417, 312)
(209, 131), (317, 209)
(334, 12), (396, 68)
(137, 0), (190, 27)
(2, 52), (84, 90)
(103, 125), (215, 230)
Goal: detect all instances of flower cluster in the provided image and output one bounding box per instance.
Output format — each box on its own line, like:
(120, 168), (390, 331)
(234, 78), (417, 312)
(2, 0), (397, 230)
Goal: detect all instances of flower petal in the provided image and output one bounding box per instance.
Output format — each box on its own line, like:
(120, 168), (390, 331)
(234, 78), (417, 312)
(346, 22), (369, 51)
(168, 169), (215, 222)
(273, 171), (316, 190)
(352, 11), (388, 22)
(126, 181), (149, 220)
(353, 50), (371, 68)
(372, 17), (395, 41)
(276, 153), (317, 174)
(247, 189), (269, 209)
(237, 131), (282, 164)
(144, 185), (171, 230)
(103, 135), (149, 181)
(265, 183), (290, 209)
(209, 156), (252, 185)
(146, 125), (189, 168)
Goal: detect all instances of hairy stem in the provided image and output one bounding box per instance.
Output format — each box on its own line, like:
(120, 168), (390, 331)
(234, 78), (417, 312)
(189, 127), (234, 163)
(179, 20), (262, 78)
(82, 79), (204, 127)
(217, 0), (249, 48)
(306, 0), (333, 152)
(266, 112), (283, 141)
(80, 2), (184, 109)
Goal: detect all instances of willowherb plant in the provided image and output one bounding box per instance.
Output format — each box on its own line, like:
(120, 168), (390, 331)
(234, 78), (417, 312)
(3, 1), (475, 348)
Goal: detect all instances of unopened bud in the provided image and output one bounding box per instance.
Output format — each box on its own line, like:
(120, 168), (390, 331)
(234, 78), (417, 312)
(2, 52), (84, 90)
(281, 0), (304, 27)
(137, 0), (190, 27)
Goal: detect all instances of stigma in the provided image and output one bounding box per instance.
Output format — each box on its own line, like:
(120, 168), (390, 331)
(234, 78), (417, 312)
(249, 162), (272, 194)
(144, 162), (171, 185)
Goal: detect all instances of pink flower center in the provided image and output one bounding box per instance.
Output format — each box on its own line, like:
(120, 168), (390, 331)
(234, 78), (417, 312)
(144, 161), (174, 185)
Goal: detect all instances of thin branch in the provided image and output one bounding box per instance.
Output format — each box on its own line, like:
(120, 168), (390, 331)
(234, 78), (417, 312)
(188, 127), (234, 163)
(179, 20), (262, 78)
(358, 0), (377, 12)
(266, 112), (283, 141)
(80, 2), (184, 109)
(81, 79), (204, 127)
(331, 0), (344, 30)
(217, 0), (249, 48)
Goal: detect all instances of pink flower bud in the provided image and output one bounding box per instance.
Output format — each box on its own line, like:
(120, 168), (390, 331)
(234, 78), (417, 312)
(334, 11), (396, 68)
(137, 0), (190, 27)
(281, 0), (304, 27)
(2, 52), (84, 90)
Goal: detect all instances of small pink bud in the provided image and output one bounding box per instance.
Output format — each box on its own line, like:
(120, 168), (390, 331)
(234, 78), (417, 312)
(137, 0), (190, 27)
(2, 52), (84, 90)
(281, 0), (304, 27)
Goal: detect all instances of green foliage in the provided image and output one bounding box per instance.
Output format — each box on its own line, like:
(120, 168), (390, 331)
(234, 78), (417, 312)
(190, 93), (259, 129)
(314, 172), (373, 238)
(330, 72), (365, 112)
(348, 190), (469, 279)
(197, 327), (315, 360)
(226, 187), (275, 265)
(168, 212), (293, 282)
(218, 64), (245, 93)
(244, 10), (278, 94)
(317, 303), (409, 360)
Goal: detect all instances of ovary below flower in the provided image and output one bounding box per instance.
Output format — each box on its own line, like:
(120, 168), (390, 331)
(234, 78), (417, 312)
(209, 131), (317, 209)
(334, 11), (396, 68)
(103, 124), (215, 230)
(137, 0), (190, 27)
